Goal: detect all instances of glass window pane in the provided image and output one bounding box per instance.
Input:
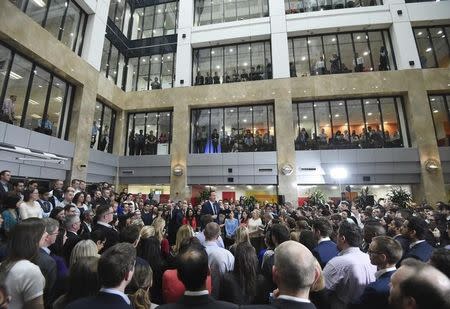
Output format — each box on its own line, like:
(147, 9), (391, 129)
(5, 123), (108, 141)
(98, 106), (112, 152)
(192, 109), (210, 153)
(161, 53), (174, 89)
(225, 0), (237, 22)
(364, 98), (382, 147)
(127, 114), (135, 155)
(295, 103), (314, 150)
(134, 114), (146, 155)
(330, 100), (349, 146)
(368, 31), (390, 71)
(114, 0), (125, 29)
(267, 104), (275, 150)
(224, 45), (237, 83)
(323, 34), (339, 74)
(142, 6), (155, 39)
(237, 0), (249, 20)
(25, 0), (48, 25)
(61, 1), (82, 51)
(108, 46), (119, 83)
(100, 39), (110, 77)
(2, 54), (33, 126)
(164, 2), (177, 35)
(127, 57), (138, 91)
(293, 38), (309, 76)
(153, 4), (165, 37)
(352, 32), (371, 72)
(212, 0), (223, 24)
(210, 47), (223, 84)
(347, 99), (364, 148)
(415, 28), (436, 68)
(138, 56), (149, 91)
(314, 101), (331, 146)
(250, 42), (264, 80)
(338, 34), (354, 73)
(92, 102), (102, 149)
(108, 0), (117, 20)
(199, 49), (211, 83)
(380, 97), (402, 147)
(223, 107), (238, 153)
(252, 105), (267, 151)
(238, 44), (251, 81)
(0, 44), (12, 96)
(430, 27), (450, 68)
(430, 96), (450, 146)
(249, 0), (262, 19)
(308, 36), (324, 75)
(47, 77), (66, 137)
(44, 0), (65, 38)
(209, 108), (223, 153)
(24, 67), (51, 132)
(239, 106), (253, 151)
(150, 55), (162, 89)
(132, 8), (144, 40)
(145, 113), (158, 155)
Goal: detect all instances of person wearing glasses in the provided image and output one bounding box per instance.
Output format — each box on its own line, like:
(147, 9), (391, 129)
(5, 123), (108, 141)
(92, 204), (119, 253)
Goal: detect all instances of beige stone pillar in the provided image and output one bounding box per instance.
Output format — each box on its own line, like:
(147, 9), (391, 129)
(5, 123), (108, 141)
(405, 71), (446, 205)
(68, 85), (98, 181)
(274, 97), (298, 205)
(170, 104), (189, 201)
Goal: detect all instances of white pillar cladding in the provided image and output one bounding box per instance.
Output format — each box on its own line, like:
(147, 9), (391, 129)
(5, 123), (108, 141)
(269, 0), (290, 79)
(81, 0), (110, 70)
(388, 3), (421, 69)
(174, 0), (195, 87)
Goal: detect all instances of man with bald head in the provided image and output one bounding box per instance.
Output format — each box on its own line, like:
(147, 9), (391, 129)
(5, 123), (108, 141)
(245, 240), (319, 308)
(389, 258), (450, 309)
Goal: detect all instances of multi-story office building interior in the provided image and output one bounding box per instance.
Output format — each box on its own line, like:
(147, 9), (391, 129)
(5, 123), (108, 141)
(1, 0), (450, 205)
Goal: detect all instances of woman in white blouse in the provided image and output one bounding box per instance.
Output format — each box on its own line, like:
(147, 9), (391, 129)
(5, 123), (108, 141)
(18, 188), (43, 220)
(248, 209), (263, 253)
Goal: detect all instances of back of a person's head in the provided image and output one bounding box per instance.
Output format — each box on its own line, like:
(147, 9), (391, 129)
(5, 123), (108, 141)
(70, 239), (99, 267)
(200, 214), (213, 228)
(270, 223), (290, 246)
(204, 222), (220, 241)
(2, 193), (20, 209)
(429, 248), (450, 278)
(371, 236), (403, 265)
(42, 217), (59, 234)
(399, 264), (450, 309)
(6, 218), (45, 262)
(235, 226), (250, 245)
(338, 221), (362, 247)
(120, 224), (141, 244)
(98, 243), (136, 288)
(95, 204), (111, 220)
(90, 228), (106, 244)
(126, 258), (153, 309)
(274, 240), (316, 292)
(64, 214), (79, 230)
(234, 242), (258, 295)
(299, 230), (317, 252)
(137, 236), (162, 270)
(66, 257), (100, 303)
(407, 216), (428, 239)
(177, 245), (209, 291)
(363, 222), (386, 242)
(312, 218), (333, 237)
(140, 226), (155, 239)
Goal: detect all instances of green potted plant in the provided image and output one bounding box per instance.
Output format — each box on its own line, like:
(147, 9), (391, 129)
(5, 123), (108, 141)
(387, 186), (412, 209)
(355, 186), (372, 207)
(308, 189), (326, 206)
(242, 196), (258, 209)
(197, 189), (211, 205)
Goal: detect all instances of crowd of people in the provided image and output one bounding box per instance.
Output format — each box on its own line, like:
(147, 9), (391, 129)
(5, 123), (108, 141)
(295, 127), (402, 150)
(0, 169), (449, 309)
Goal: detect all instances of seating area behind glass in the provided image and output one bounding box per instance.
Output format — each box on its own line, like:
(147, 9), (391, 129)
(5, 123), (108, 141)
(10, 0), (87, 56)
(0, 43), (74, 139)
(289, 30), (396, 77)
(191, 104), (275, 154)
(293, 97), (407, 150)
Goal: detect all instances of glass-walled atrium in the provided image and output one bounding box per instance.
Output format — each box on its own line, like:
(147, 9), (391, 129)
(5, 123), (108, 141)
(413, 25), (450, 69)
(193, 41), (272, 86)
(284, 0), (382, 14)
(191, 104), (275, 153)
(429, 94), (450, 147)
(0, 42), (74, 139)
(288, 30), (396, 77)
(126, 111), (173, 155)
(91, 101), (117, 154)
(100, 38), (126, 89)
(194, 0), (269, 26)
(292, 97), (407, 150)
(9, 0), (87, 56)
(131, 1), (178, 40)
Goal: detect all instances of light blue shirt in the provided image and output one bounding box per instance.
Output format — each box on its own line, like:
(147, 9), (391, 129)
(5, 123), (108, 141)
(38, 119), (52, 129)
(204, 241), (234, 275)
(195, 230), (225, 248)
(225, 218), (239, 238)
(323, 247), (376, 309)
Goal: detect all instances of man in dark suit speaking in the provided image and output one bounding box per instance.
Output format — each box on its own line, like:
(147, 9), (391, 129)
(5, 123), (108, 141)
(201, 191), (220, 224)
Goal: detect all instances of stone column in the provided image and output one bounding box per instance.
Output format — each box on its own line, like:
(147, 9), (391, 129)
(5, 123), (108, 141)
(68, 85), (98, 181)
(170, 103), (189, 201)
(404, 71), (446, 204)
(269, 0), (290, 79)
(274, 97), (297, 204)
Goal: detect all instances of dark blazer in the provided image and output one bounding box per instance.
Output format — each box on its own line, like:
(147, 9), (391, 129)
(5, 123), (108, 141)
(242, 298), (317, 309)
(312, 240), (339, 268)
(0, 182), (11, 201)
(167, 208), (183, 245)
(62, 231), (81, 265)
(92, 222), (119, 252)
(394, 235), (410, 257)
(65, 291), (132, 309)
(36, 248), (57, 308)
(349, 270), (395, 309)
(157, 294), (238, 309)
(404, 240), (434, 262)
(79, 221), (92, 238)
(218, 272), (265, 305)
(201, 200), (220, 226)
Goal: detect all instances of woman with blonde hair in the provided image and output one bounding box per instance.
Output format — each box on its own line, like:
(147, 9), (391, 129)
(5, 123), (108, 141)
(126, 258), (158, 309)
(172, 224), (194, 256)
(229, 225), (250, 255)
(152, 217), (170, 257)
(69, 239), (99, 267)
(140, 225), (156, 239)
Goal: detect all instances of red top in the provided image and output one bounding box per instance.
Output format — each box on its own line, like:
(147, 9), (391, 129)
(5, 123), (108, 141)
(181, 216), (197, 231)
(162, 269), (212, 303)
(161, 238), (170, 257)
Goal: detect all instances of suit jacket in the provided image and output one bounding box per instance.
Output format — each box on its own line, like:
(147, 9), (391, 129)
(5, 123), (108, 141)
(157, 294), (237, 309)
(312, 240), (339, 268)
(404, 240), (434, 262)
(79, 221), (92, 238)
(65, 291), (132, 309)
(0, 182), (11, 201)
(167, 208), (183, 245)
(36, 248), (57, 308)
(63, 231), (81, 264)
(349, 270), (395, 309)
(201, 201), (220, 224)
(92, 223), (120, 252)
(242, 298), (317, 309)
